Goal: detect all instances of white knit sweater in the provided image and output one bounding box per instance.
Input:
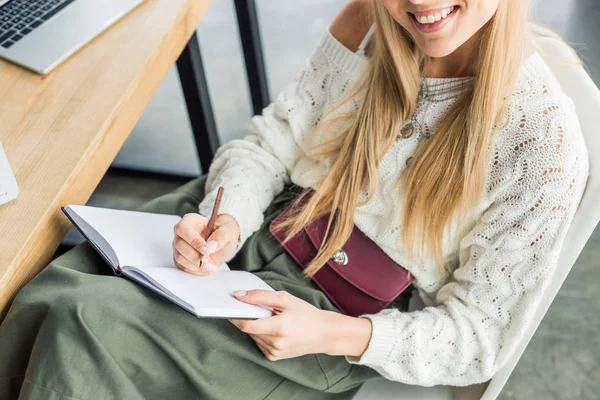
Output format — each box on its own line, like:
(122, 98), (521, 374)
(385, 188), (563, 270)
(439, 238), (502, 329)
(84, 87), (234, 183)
(198, 29), (590, 386)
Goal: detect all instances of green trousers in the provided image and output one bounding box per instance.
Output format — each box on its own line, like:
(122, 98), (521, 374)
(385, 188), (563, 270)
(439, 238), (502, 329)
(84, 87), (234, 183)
(0, 176), (409, 400)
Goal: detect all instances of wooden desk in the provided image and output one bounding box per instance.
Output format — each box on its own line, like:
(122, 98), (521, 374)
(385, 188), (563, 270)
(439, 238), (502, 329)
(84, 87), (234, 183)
(0, 0), (212, 319)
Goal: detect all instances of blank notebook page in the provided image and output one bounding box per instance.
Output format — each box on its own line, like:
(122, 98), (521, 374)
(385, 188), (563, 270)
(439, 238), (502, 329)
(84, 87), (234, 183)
(66, 205), (273, 318)
(68, 205), (186, 269)
(127, 267), (274, 318)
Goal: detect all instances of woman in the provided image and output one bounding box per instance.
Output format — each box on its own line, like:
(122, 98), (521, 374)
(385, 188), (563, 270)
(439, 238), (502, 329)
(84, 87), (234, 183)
(0, 0), (589, 398)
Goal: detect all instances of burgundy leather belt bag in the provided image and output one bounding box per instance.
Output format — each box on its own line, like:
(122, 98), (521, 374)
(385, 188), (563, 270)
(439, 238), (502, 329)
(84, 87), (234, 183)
(269, 192), (414, 317)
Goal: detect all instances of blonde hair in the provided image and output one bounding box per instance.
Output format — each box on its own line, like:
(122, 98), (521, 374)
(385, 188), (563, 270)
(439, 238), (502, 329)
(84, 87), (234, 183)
(273, 0), (542, 277)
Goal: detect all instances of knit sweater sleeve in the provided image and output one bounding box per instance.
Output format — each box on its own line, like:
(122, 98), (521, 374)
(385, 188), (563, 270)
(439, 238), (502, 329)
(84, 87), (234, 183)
(345, 103), (589, 386)
(198, 30), (366, 257)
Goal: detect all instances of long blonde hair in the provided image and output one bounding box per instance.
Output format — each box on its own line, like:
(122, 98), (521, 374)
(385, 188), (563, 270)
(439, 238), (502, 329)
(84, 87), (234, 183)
(273, 0), (530, 277)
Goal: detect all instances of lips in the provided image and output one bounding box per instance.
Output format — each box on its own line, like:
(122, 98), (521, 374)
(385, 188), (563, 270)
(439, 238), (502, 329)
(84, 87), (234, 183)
(409, 6), (459, 33)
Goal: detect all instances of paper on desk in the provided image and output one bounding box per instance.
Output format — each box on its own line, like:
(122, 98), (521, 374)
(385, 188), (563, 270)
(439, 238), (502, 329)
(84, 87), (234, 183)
(0, 141), (19, 206)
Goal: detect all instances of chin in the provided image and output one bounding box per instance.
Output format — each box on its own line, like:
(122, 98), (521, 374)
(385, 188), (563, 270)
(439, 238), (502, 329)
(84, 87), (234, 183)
(417, 42), (458, 59)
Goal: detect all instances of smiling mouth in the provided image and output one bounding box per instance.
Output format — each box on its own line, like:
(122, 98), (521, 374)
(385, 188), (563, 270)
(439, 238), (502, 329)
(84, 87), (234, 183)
(409, 6), (459, 33)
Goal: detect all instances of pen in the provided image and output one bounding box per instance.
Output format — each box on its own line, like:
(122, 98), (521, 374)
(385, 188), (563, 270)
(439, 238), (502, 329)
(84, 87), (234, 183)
(205, 186), (224, 241)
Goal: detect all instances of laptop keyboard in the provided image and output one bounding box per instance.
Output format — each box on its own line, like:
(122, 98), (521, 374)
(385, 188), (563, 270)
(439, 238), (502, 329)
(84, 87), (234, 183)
(0, 0), (76, 49)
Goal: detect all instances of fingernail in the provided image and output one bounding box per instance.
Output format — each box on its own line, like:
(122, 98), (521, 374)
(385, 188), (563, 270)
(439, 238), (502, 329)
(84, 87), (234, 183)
(202, 262), (219, 271)
(233, 290), (247, 297)
(199, 240), (218, 256)
(207, 240), (218, 252)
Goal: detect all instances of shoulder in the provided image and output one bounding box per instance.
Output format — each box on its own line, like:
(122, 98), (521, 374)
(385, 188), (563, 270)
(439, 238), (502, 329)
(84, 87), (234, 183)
(488, 53), (589, 198)
(303, 3), (372, 80)
(329, 0), (373, 52)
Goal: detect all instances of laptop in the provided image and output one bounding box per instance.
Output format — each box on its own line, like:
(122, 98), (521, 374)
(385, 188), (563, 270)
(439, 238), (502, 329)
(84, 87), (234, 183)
(0, 0), (143, 74)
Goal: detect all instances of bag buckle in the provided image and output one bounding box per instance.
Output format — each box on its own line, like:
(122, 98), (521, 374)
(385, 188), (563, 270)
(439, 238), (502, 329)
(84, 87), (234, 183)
(331, 249), (348, 265)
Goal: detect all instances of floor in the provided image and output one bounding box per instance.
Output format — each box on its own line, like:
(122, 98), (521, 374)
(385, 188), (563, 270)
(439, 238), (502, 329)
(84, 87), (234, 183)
(67, 1), (600, 398)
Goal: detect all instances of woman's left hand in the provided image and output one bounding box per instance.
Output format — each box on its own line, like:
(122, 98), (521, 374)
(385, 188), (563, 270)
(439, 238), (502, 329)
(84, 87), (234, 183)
(228, 290), (372, 361)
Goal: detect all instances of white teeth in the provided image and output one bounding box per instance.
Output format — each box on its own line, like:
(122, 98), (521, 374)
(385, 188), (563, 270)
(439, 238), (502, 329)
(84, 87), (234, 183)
(415, 6), (455, 24)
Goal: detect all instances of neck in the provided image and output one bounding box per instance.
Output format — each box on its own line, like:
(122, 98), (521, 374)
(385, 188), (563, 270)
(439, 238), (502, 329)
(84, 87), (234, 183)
(423, 30), (483, 78)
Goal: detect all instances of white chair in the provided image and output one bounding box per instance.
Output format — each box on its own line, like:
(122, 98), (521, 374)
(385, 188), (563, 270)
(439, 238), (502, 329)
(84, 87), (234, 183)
(354, 36), (600, 400)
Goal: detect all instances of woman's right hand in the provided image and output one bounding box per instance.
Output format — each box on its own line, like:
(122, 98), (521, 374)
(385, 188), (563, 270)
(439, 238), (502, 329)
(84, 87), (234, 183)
(172, 213), (241, 276)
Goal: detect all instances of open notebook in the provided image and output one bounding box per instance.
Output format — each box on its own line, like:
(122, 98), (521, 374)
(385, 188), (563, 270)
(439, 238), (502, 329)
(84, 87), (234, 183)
(62, 205), (275, 319)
